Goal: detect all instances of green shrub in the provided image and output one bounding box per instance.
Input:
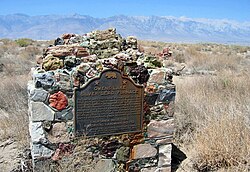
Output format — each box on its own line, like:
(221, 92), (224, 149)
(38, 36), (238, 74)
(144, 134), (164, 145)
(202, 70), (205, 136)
(15, 38), (33, 47)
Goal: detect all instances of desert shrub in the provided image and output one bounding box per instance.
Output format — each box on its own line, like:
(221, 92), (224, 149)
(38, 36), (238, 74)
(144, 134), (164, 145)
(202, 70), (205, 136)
(175, 52), (186, 63)
(0, 39), (19, 57)
(15, 38), (33, 47)
(19, 45), (41, 61)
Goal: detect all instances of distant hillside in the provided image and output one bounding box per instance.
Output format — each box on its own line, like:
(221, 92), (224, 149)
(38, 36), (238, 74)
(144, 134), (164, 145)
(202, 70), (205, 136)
(0, 14), (250, 45)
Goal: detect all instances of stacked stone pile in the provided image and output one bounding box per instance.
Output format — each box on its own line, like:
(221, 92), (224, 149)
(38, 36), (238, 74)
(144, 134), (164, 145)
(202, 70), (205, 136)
(28, 28), (176, 172)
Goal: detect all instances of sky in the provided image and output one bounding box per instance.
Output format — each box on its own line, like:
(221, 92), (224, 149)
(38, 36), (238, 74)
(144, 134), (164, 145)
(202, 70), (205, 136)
(0, 0), (250, 22)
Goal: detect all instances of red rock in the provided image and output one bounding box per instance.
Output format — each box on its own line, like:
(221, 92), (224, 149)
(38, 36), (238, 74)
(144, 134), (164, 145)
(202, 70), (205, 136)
(51, 149), (61, 161)
(49, 91), (68, 111)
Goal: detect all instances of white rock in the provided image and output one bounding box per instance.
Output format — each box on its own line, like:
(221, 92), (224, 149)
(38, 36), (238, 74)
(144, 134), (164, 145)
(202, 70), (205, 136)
(29, 121), (45, 143)
(158, 144), (172, 168)
(31, 143), (54, 159)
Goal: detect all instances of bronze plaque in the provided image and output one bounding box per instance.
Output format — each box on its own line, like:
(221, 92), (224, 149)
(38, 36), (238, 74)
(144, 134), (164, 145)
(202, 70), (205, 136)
(74, 69), (144, 136)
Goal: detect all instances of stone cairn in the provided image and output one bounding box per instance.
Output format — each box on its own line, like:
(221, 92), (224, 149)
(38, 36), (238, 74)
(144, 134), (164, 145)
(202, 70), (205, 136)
(28, 28), (176, 172)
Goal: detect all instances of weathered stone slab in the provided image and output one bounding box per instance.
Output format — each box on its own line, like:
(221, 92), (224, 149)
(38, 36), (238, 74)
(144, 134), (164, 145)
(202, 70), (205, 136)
(29, 121), (45, 143)
(31, 143), (54, 159)
(158, 144), (172, 168)
(90, 159), (116, 172)
(132, 144), (157, 159)
(147, 119), (175, 138)
(30, 102), (55, 121)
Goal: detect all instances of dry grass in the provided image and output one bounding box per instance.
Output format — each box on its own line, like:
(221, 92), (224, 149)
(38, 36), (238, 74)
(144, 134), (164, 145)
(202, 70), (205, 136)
(185, 46), (244, 71)
(174, 71), (250, 171)
(0, 75), (30, 146)
(194, 114), (250, 171)
(0, 39), (49, 147)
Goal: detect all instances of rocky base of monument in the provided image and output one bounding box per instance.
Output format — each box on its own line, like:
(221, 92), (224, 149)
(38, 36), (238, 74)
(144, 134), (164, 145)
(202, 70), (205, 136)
(28, 28), (176, 172)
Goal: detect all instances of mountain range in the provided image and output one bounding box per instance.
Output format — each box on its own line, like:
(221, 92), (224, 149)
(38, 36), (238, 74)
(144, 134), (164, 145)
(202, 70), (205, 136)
(0, 14), (250, 45)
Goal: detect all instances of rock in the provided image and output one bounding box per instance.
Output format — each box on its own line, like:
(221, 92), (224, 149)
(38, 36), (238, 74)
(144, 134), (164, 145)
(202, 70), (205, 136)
(47, 122), (70, 143)
(51, 143), (75, 161)
(129, 64), (150, 84)
(126, 36), (137, 49)
(45, 45), (74, 57)
(30, 102), (55, 121)
(50, 122), (67, 136)
(54, 70), (72, 92)
(156, 87), (176, 104)
(30, 88), (48, 102)
(159, 167), (171, 172)
(158, 144), (172, 168)
(101, 140), (122, 158)
(147, 119), (175, 138)
(55, 107), (73, 120)
(141, 167), (171, 172)
(74, 47), (89, 58)
(29, 122), (45, 143)
(128, 157), (158, 170)
(64, 56), (76, 68)
(27, 80), (35, 93)
(54, 37), (64, 45)
(132, 144), (157, 160)
(42, 121), (52, 131)
(141, 167), (158, 172)
(90, 159), (116, 172)
(42, 54), (63, 71)
(156, 137), (173, 145)
(49, 91), (68, 111)
(31, 143), (54, 159)
(115, 146), (130, 162)
(148, 68), (171, 84)
(33, 71), (55, 89)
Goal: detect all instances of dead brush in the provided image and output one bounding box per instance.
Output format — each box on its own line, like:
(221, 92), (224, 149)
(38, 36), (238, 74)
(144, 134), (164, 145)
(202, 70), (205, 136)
(0, 75), (29, 146)
(185, 49), (244, 71)
(193, 113), (250, 171)
(174, 71), (250, 170)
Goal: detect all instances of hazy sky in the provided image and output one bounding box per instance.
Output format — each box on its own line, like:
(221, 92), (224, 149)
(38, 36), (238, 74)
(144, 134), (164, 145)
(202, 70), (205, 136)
(0, 0), (249, 21)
